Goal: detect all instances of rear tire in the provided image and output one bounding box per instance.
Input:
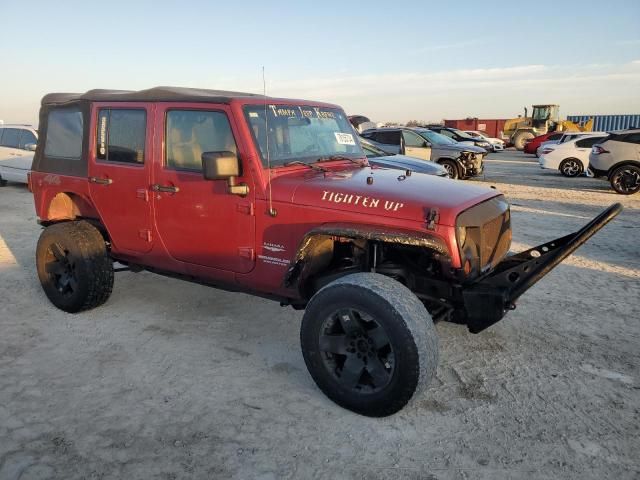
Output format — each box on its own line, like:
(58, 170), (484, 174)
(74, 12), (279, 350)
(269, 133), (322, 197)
(559, 158), (583, 177)
(513, 131), (535, 151)
(300, 273), (438, 417)
(610, 165), (640, 195)
(439, 159), (460, 179)
(36, 220), (114, 312)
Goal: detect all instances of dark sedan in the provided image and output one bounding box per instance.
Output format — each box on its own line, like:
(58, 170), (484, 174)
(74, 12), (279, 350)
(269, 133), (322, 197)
(361, 139), (447, 177)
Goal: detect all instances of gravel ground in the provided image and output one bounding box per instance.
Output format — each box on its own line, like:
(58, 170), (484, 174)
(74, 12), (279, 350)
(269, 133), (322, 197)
(0, 151), (639, 479)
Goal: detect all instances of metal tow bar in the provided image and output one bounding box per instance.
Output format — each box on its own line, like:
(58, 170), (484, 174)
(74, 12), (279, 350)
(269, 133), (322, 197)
(462, 203), (623, 333)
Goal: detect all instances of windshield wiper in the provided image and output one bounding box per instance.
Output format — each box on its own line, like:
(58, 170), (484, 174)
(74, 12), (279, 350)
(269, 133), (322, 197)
(315, 155), (366, 166)
(283, 160), (328, 172)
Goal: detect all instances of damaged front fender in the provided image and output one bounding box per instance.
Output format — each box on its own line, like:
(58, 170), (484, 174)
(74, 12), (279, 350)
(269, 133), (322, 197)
(284, 222), (449, 292)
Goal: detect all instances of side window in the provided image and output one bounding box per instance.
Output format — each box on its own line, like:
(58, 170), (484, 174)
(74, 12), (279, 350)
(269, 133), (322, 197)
(548, 133), (563, 141)
(575, 137), (603, 148)
(166, 110), (237, 171)
(44, 108), (83, 160)
(403, 131), (425, 147)
(18, 130), (37, 150)
(1, 128), (21, 148)
(97, 109), (146, 164)
(375, 131), (400, 145)
(621, 133), (640, 144)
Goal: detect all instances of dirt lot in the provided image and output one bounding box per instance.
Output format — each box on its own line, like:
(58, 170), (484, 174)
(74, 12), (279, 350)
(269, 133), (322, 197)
(1, 151), (639, 480)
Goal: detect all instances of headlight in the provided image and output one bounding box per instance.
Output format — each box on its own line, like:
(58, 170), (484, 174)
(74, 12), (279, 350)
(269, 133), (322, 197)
(479, 142), (490, 148)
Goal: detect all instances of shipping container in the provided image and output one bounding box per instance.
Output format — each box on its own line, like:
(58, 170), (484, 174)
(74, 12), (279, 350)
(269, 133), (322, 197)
(443, 118), (508, 139)
(566, 114), (640, 132)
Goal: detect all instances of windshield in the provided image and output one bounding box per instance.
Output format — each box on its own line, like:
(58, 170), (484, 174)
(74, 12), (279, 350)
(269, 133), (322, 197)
(244, 104), (364, 167)
(450, 128), (475, 140)
(532, 107), (551, 120)
(415, 129), (457, 145)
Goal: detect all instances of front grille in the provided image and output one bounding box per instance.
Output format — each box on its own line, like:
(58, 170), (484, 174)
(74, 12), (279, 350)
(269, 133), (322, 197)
(480, 210), (511, 269)
(457, 196), (512, 275)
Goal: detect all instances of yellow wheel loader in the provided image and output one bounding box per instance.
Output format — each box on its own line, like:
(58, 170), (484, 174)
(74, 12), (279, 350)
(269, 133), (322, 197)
(503, 105), (593, 150)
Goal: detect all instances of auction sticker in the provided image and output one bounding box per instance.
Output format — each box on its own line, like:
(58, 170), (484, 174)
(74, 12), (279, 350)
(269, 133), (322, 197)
(334, 132), (356, 145)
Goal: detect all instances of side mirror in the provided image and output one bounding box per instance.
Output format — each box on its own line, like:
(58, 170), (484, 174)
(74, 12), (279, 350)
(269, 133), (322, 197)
(423, 141), (431, 148)
(25, 143), (37, 151)
(201, 151), (248, 196)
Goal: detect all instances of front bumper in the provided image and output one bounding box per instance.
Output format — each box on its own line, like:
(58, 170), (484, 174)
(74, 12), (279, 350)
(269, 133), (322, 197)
(460, 203), (622, 333)
(460, 153), (484, 176)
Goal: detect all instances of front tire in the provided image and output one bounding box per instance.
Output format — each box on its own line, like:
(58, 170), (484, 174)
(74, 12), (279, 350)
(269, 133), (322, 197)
(36, 220), (114, 312)
(513, 131), (535, 150)
(300, 273), (438, 417)
(610, 165), (640, 195)
(559, 158), (583, 177)
(439, 159), (460, 179)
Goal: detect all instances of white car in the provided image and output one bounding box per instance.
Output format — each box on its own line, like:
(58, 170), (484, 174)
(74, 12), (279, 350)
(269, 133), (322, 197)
(535, 131), (601, 158)
(464, 130), (505, 151)
(0, 124), (38, 185)
(538, 133), (608, 177)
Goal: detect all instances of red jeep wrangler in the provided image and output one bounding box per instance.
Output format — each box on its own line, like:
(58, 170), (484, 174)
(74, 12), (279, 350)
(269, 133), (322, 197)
(30, 87), (621, 416)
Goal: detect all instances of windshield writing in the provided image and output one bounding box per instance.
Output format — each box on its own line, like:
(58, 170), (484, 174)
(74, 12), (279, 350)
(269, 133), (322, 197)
(244, 105), (364, 167)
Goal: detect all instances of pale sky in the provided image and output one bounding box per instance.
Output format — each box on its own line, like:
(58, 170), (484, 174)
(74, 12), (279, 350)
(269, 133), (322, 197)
(1, 0), (639, 125)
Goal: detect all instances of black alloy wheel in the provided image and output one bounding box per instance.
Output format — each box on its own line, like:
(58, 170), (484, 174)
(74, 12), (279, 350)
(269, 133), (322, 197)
(610, 165), (640, 195)
(559, 158), (583, 177)
(45, 242), (79, 297)
(318, 308), (394, 394)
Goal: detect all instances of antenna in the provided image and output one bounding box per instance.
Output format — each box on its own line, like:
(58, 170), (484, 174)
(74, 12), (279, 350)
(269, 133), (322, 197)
(263, 66), (277, 217)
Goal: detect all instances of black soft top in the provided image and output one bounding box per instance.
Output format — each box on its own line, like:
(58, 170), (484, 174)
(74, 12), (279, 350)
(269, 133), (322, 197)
(42, 86), (262, 105)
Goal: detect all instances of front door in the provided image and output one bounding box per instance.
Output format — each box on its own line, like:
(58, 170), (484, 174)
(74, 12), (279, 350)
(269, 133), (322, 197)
(402, 130), (432, 160)
(151, 105), (255, 273)
(88, 104), (154, 253)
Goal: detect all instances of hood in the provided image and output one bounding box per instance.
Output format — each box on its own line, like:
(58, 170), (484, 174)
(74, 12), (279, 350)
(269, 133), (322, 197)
(368, 155), (447, 176)
(271, 165), (499, 226)
(434, 142), (486, 154)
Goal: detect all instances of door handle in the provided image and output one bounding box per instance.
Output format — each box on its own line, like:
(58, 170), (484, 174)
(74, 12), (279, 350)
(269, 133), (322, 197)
(89, 176), (113, 185)
(152, 184), (180, 193)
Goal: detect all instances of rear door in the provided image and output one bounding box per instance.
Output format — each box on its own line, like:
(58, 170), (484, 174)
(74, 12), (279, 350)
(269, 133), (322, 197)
(88, 103), (154, 253)
(402, 130), (431, 160)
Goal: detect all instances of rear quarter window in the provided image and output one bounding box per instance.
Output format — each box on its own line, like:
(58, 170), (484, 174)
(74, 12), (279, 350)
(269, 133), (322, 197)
(44, 109), (84, 159)
(575, 136), (605, 148)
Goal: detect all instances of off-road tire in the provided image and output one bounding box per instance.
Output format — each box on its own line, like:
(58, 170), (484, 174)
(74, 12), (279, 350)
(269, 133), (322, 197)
(559, 158), (583, 177)
(36, 220), (114, 312)
(439, 159), (460, 179)
(610, 164), (640, 195)
(300, 273), (438, 417)
(513, 131), (535, 151)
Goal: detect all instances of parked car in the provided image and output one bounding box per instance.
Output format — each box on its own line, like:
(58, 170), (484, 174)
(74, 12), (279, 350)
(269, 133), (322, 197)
(538, 133), (608, 177)
(463, 131), (505, 152)
(360, 127), (485, 179)
(360, 139), (447, 176)
(523, 132), (563, 155)
(30, 86), (620, 416)
(0, 124), (38, 185)
(424, 126), (492, 152)
(536, 131), (602, 158)
(589, 128), (640, 194)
